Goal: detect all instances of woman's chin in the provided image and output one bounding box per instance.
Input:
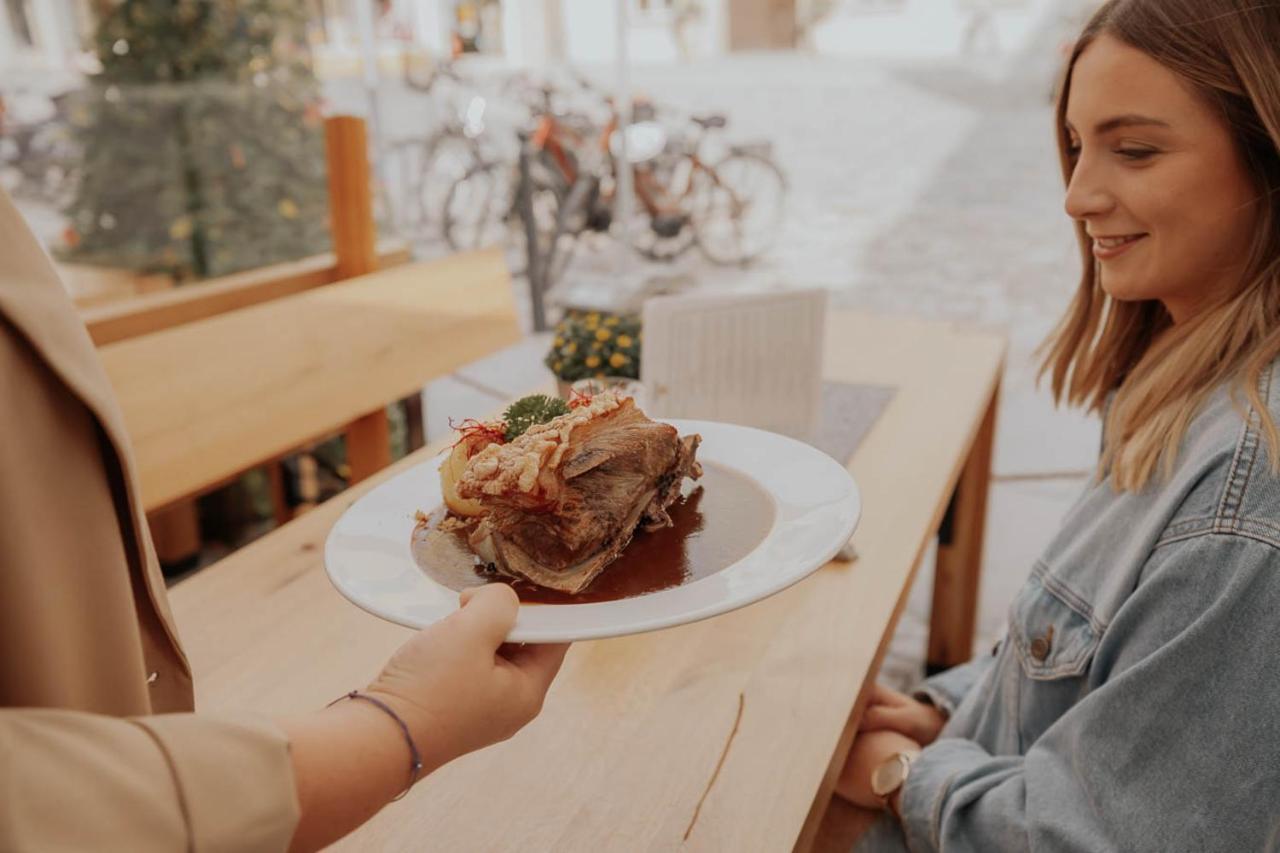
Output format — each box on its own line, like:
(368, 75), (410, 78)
(1099, 279), (1158, 304)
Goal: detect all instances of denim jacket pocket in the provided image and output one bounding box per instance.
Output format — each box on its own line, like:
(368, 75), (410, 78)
(1009, 568), (1101, 681)
(1007, 569), (1103, 748)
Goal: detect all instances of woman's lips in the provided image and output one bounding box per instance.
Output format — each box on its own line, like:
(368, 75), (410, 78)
(1092, 233), (1147, 260)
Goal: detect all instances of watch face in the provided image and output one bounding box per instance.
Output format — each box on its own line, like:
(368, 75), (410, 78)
(870, 755), (907, 798)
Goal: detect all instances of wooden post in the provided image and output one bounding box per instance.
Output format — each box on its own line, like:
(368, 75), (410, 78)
(325, 115), (392, 479)
(324, 116), (379, 279)
(347, 408), (393, 484)
(927, 379), (1000, 672)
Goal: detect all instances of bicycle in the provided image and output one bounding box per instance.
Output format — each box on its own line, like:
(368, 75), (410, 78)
(553, 106), (787, 267)
(0, 90), (80, 208)
(393, 58), (493, 237)
(440, 76), (603, 280)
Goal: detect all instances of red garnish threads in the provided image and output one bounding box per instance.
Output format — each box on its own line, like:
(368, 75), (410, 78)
(567, 388), (595, 410)
(448, 418), (508, 449)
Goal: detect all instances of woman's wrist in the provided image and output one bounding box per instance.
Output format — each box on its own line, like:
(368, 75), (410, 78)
(360, 688), (451, 779)
(281, 697), (436, 852)
(330, 692), (425, 799)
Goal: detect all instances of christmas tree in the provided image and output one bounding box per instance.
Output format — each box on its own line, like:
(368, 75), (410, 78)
(60, 0), (330, 280)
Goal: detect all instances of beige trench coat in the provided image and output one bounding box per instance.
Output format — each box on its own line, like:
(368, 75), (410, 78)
(0, 188), (299, 851)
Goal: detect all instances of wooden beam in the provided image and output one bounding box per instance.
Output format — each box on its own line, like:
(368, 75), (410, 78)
(324, 115), (379, 280)
(346, 408), (393, 484)
(82, 241), (410, 346)
(148, 500), (201, 571)
(928, 378), (1001, 671)
(325, 114), (391, 482)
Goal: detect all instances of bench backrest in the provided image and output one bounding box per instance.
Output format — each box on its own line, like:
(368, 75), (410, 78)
(81, 240), (411, 346)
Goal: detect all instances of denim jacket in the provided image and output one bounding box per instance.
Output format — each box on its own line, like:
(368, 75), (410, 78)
(856, 364), (1280, 852)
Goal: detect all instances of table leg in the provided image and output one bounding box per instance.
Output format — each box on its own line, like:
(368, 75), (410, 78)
(403, 394), (426, 454)
(266, 460), (292, 527)
(810, 796), (882, 852)
(927, 379), (1000, 674)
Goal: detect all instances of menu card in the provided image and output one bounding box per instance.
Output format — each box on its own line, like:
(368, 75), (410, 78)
(641, 289), (828, 441)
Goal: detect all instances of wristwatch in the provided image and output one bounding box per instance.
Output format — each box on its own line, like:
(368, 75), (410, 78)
(870, 749), (921, 813)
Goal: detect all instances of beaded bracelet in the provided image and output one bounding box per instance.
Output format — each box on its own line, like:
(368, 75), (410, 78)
(328, 690), (425, 801)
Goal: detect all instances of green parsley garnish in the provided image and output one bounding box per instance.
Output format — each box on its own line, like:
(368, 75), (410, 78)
(503, 394), (570, 442)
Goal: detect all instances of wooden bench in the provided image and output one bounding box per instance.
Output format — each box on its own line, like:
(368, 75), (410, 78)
(99, 248), (521, 516)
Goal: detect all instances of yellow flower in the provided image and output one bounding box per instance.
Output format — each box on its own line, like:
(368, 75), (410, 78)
(591, 341), (603, 352)
(609, 352), (629, 369)
(616, 334), (633, 349)
(585, 355), (601, 368)
(168, 216), (193, 240)
(604, 316), (620, 327)
(562, 341), (577, 356)
(554, 336), (565, 347)
(587, 312), (601, 324)
(595, 328), (612, 342)
(553, 360), (563, 372)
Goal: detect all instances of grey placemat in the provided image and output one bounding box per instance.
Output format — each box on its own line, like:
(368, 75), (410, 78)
(811, 381), (897, 562)
(813, 381), (897, 464)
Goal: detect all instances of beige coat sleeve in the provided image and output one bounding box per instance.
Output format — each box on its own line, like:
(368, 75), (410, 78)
(0, 709), (299, 852)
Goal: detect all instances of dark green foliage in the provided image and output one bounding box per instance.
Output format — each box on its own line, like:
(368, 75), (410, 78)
(60, 0), (330, 280)
(503, 394), (571, 442)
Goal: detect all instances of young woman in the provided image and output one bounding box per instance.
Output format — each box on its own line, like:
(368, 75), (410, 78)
(0, 184), (568, 851)
(837, 1), (1280, 849)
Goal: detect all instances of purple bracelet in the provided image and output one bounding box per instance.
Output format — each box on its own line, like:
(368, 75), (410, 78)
(328, 690), (425, 800)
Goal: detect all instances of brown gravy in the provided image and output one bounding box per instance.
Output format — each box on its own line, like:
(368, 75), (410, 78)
(410, 462), (774, 604)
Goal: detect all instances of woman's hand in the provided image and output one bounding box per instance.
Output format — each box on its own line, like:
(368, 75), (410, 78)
(858, 682), (947, 746)
(284, 584), (568, 852)
(835, 729), (922, 810)
(366, 584), (570, 769)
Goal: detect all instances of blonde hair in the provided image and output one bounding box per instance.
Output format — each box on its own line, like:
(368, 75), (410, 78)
(1041, 0), (1280, 492)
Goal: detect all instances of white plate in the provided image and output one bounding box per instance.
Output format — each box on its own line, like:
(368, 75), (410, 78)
(324, 419), (861, 643)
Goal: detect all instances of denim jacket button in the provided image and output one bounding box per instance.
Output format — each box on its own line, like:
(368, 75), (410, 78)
(1030, 634), (1052, 661)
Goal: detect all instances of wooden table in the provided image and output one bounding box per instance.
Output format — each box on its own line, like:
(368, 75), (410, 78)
(168, 310), (1005, 852)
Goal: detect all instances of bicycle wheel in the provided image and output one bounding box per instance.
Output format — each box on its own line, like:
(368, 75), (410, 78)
(415, 131), (480, 231)
(624, 158), (698, 262)
(442, 161), (516, 252)
(690, 151), (786, 266)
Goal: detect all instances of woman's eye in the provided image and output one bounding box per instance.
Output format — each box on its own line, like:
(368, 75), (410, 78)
(1116, 148), (1158, 161)
(1066, 143), (1081, 160)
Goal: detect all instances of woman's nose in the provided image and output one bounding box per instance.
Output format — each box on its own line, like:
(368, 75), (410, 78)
(1063, 158), (1113, 222)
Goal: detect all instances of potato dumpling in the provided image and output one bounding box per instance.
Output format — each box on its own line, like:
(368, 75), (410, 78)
(440, 434), (496, 517)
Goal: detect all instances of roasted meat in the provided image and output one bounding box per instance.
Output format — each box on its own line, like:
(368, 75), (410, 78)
(456, 392), (702, 593)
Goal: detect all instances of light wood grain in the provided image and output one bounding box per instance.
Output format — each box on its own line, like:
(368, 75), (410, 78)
(81, 241), (410, 346)
(167, 311), (1005, 852)
(101, 250), (520, 512)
